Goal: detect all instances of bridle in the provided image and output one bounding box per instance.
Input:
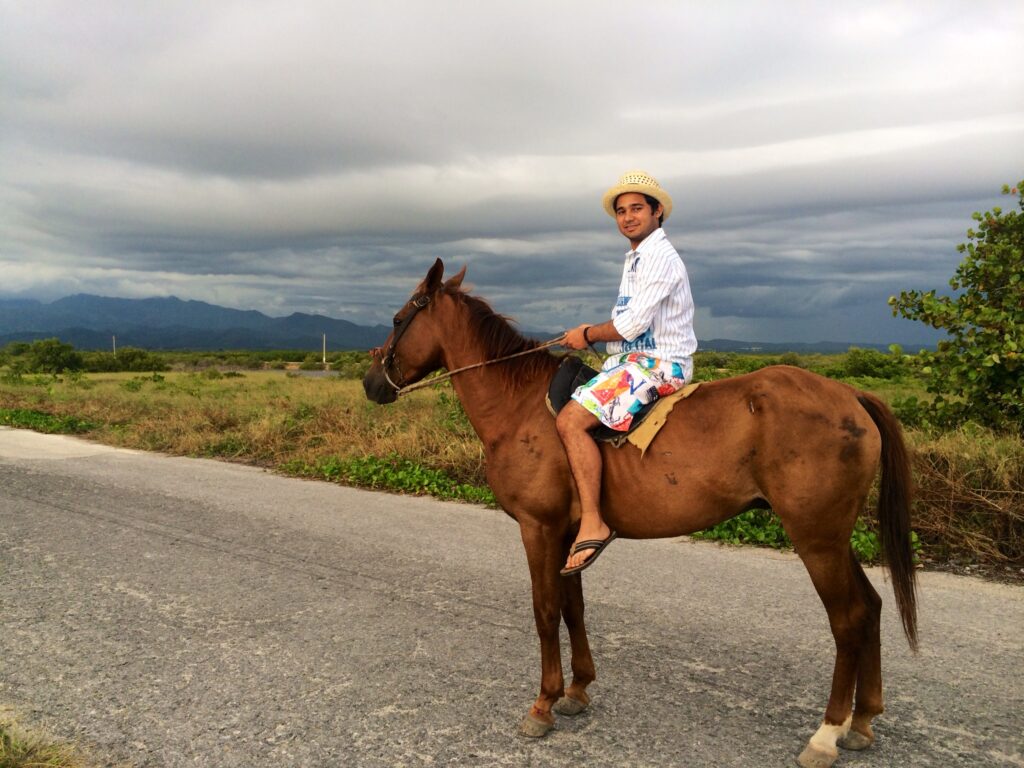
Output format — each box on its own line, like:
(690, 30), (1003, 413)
(371, 291), (565, 397)
(373, 292), (432, 393)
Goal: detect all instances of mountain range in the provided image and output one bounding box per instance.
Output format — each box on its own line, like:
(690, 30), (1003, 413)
(0, 295), (390, 351)
(0, 294), (895, 353)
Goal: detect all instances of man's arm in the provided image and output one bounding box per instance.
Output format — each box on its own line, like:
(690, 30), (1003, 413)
(563, 320), (623, 351)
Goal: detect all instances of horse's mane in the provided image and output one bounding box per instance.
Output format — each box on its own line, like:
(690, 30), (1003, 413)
(445, 285), (561, 390)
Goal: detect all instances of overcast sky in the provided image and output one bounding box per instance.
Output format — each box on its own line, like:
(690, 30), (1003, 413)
(2, 1), (1022, 346)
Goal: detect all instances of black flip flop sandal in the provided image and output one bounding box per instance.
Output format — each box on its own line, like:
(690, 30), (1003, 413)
(560, 531), (618, 576)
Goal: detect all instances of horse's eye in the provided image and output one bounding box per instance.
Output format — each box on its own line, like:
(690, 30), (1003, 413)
(392, 315), (402, 327)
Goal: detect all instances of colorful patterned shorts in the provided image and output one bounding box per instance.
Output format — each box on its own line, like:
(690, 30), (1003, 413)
(571, 353), (693, 432)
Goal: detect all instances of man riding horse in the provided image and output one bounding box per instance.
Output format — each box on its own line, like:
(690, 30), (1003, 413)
(558, 170), (697, 574)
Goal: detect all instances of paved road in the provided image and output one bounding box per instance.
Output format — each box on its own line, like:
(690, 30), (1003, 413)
(1, 427), (1021, 767)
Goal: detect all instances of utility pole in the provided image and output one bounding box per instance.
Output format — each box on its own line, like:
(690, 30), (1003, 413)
(112, 335), (117, 356)
(322, 333), (327, 367)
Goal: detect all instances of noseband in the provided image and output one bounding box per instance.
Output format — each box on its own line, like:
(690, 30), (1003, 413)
(374, 293), (431, 392)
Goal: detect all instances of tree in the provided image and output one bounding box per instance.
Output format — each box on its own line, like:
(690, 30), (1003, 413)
(27, 338), (84, 374)
(889, 182), (1024, 433)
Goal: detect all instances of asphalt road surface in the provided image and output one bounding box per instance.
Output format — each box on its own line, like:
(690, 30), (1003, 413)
(1, 427), (1022, 767)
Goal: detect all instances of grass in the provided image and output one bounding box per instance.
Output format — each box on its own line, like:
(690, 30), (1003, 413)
(0, 710), (92, 768)
(0, 361), (1020, 570)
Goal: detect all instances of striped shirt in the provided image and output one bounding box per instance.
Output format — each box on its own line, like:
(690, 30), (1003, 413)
(606, 228), (697, 362)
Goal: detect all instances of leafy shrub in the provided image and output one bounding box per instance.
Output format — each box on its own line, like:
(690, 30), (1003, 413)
(0, 408), (96, 434)
(842, 347), (904, 379)
(692, 509), (791, 549)
(331, 351), (373, 379)
(890, 395), (933, 429)
(890, 181), (1024, 433)
(83, 347), (169, 373)
(691, 508), (896, 564)
(287, 453), (496, 505)
(26, 338), (83, 374)
(2, 361), (27, 383)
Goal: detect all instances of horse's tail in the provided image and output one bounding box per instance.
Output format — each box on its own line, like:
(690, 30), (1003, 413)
(857, 392), (918, 651)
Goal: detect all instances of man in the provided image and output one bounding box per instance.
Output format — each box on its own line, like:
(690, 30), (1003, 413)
(557, 170), (697, 575)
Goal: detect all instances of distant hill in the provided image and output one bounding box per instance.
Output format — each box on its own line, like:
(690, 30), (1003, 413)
(0, 295), (391, 351)
(0, 294), (908, 354)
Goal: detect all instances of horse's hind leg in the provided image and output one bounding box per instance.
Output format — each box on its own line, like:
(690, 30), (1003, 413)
(838, 557), (883, 751)
(795, 543), (876, 768)
(553, 571), (595, 715)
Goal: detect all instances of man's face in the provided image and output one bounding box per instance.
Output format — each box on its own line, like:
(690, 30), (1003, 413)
(614, 192), (662, 247)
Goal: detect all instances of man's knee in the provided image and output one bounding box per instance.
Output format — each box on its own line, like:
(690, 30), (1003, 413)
(556, 401), (597, 440)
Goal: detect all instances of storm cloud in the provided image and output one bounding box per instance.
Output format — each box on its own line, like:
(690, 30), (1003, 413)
(2, 1), (1022, 345)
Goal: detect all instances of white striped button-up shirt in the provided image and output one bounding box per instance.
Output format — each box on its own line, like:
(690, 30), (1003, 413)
(606, 228), (697, 362)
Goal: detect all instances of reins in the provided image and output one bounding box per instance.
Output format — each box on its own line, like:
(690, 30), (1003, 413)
(372, 290), (567, 397)
(394, 335), (566, 396)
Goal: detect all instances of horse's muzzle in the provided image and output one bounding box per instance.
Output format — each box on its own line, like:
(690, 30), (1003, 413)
(363, 369), (398, 404)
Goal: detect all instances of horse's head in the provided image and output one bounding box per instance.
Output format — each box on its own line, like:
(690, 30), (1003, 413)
(363, 258), (466, 404)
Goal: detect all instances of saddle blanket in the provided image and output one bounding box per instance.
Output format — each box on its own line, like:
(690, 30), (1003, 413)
(546, 356), (700, 456)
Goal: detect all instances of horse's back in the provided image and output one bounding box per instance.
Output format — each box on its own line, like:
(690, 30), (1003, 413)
(600, 365), (882, 538)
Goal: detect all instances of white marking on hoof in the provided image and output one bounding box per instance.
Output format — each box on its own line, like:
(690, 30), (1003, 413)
(519, 713), (553, 738)
(553, 695), (588, 716)
(797, 716), (852, 768)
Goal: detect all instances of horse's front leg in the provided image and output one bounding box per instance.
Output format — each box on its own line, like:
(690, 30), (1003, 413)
(553, 570), (595, 716)
(518, 518), (568, 737)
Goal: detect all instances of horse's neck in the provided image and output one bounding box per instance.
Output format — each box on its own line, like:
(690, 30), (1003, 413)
(441, 334), (545, 449)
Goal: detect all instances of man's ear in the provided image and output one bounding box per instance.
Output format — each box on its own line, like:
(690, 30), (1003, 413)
(424, 258), (445, 293)
(444, 265), (467, 291)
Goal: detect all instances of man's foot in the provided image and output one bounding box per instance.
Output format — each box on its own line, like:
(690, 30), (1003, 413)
(561, 526), (617, 575)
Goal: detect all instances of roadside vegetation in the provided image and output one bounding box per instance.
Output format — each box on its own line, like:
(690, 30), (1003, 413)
(0, 709), (96, 768)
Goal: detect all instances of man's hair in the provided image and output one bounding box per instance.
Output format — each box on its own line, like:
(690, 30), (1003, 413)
(615, 192), (665, 226)
(643, 194), (665, 226)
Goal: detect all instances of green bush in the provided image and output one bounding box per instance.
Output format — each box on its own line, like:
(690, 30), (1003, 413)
(890, 181), (1024, 433)
(331, 351), (373, 379)
(842, 346), (904, 379)
(691, 509), (897, 564)
(26, 338), (83, 374)
(82, 347), (169, 373)
(286, 453), (496, 505)
(0, 408), (96, 434)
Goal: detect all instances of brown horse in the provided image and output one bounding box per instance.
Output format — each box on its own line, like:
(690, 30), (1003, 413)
(363, 259), (918, 768)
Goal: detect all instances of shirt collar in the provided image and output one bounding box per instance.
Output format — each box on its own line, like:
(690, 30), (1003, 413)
(624, 227), (665, 257)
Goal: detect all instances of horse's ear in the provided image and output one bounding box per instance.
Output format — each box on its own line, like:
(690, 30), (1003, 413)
(424, 258), (445, 293)
(444, 265), (467, 291)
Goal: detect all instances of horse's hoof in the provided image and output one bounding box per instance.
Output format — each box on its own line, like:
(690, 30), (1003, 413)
(796, 744), (838, 768)
(837, 729), (873, 751)
(519, 713), (554, 738)
(553, 695), (588, 716)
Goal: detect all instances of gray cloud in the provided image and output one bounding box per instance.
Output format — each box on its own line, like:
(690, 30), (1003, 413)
(1, 1), (1022, 347)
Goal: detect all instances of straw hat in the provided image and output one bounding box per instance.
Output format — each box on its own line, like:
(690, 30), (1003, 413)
(601, 170), (673, 221)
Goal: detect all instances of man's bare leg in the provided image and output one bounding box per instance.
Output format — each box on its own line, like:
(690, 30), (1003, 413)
(556, 401), (612, 570)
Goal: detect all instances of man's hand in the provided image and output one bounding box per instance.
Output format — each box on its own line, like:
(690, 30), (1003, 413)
(562, 324), (591, 351)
